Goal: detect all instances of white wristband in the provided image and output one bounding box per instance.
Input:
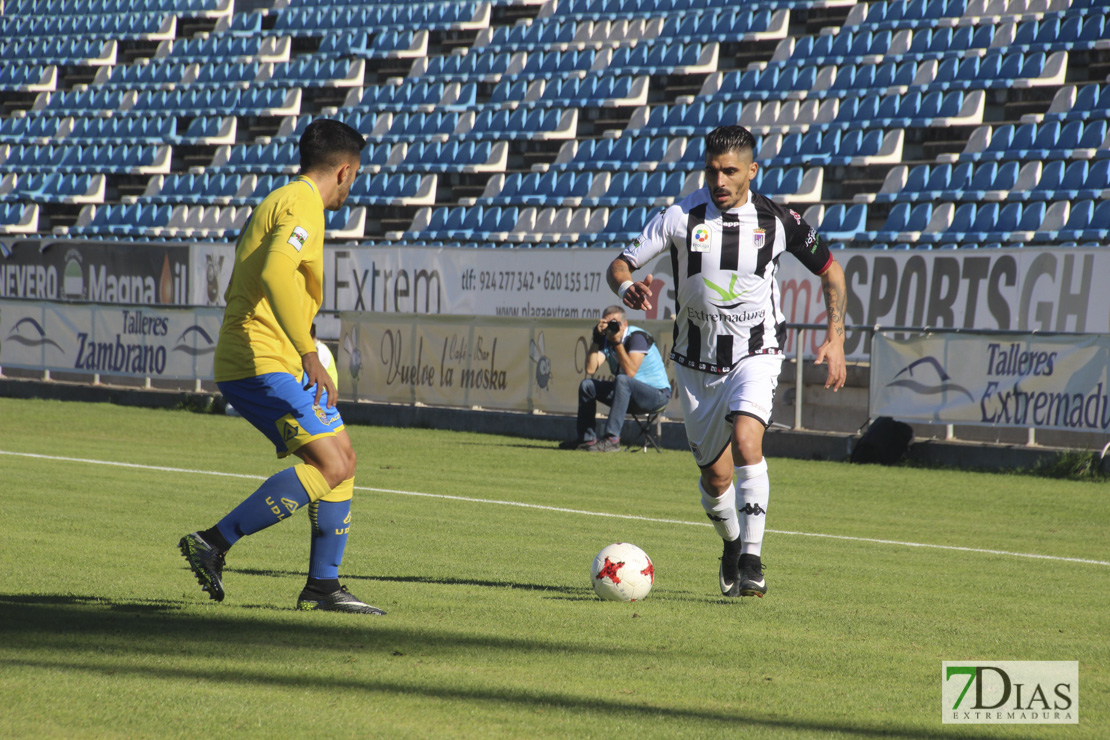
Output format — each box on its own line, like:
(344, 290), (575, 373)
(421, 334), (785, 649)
(617, 280), (634, 299)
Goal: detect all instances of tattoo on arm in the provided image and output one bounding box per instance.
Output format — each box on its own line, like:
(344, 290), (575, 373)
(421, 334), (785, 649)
(824, 284), (846, 337)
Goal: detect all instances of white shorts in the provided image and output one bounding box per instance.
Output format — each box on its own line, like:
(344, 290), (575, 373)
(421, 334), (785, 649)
(675, 353), (784, 468)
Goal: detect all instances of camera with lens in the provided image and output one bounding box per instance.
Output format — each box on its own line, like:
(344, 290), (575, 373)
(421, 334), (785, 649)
(605, 319), (621, 335)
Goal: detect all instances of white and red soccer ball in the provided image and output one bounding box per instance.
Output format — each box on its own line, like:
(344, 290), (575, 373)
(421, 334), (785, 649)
(590, 543), (654, 601)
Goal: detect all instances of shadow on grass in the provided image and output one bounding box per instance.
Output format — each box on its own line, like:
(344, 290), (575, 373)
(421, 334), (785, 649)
(0, 592), (630, 659)
(0, 594), (1049, 739)
(450, 438), (554, 451)
(236, 567), (586, 597)
(234, 568), (726, 604)
(0, 647), (1044, 740)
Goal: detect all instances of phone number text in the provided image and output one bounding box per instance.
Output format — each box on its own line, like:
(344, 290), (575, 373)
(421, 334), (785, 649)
(460, 270), (604, 293)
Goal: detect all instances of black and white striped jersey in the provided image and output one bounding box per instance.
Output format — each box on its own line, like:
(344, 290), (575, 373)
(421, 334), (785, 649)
(621, 188), (833, 374)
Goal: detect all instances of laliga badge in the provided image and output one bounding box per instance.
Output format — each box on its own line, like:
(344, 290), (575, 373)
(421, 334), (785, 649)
(690, 224), (712, 253)
(287, 226), (309, 252)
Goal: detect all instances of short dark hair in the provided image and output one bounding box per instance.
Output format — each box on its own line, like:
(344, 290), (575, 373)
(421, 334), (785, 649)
(602, 305), (626, 319)
(705, 125), (757, 159)
(299, 119), (366, 172)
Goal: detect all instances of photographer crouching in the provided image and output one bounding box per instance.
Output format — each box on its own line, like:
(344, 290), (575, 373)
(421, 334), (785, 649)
(560, 305), (672, 452)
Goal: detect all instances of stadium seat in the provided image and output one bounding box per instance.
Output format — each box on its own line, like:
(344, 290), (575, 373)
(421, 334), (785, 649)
(1045, 200), (1092, 242)
(866, 202), (933, 241)
(1, 0), (1107, 251)
(819, 203), (867, 241)
(0, 202), (40, 233)
(325, 206), (365, 239)
(0, 172), (105, 204)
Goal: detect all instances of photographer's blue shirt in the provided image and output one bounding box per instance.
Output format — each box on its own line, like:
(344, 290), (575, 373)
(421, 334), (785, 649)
(604, 326), (670, 391)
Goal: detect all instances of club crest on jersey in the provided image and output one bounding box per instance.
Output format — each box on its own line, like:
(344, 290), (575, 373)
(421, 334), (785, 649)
(287, 226), (309, 252)
(690, 224), (712, 253)
(752, 228), (765, 249)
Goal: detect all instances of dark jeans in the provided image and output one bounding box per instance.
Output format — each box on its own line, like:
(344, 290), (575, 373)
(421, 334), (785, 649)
(577, 375), (672, 442)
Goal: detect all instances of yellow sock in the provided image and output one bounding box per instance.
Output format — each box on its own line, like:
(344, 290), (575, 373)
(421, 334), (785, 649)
(321, 477), (354, 503)
(293, 463), (332, 503)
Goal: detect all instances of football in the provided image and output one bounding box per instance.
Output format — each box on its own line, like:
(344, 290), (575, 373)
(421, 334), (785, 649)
(590, 543), (654, 602)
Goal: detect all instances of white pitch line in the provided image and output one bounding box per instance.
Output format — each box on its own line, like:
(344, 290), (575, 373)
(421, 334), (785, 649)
(4, 449), (1108, 567)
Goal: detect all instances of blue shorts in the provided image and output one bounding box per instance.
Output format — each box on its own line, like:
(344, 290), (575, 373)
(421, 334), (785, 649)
(218, 373), (344, 458)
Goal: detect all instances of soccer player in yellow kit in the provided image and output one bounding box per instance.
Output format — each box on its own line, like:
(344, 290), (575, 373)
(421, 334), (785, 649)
(179, 119), (384, 614)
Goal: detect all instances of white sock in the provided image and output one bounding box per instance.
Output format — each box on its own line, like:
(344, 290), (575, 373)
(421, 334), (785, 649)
(735, 458), (769, 557)
(700, 480), (740, 543)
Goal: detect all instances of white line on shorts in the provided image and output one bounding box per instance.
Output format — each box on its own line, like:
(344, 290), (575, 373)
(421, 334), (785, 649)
(3, 449), (1107, 567)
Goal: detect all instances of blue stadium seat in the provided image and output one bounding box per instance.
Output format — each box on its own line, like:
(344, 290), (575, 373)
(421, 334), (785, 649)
(905, 24), (993, 60)
(1081, 200), (1110, 241)
(867, 202), (932, 241)
(192, 61), (259, 87)
(488, 78), (529, 107)
(965, 203), (1004, 242)
(481, 172), (523, 206)
(410, 206), (454, 241)
(99, 61), (186, 89)
(960, 163), (996, 199)
(1055, 200), (1096, 241)
(1077, 120), (1108, 153)
(226, 11), (265, 38)
(319, 31), (366, 55)
(0, 202), (39, 233)
(482, 18), (577, 52)
(1, 0), (1103, 247)
(757, 167), (802, 197)
(460, 108), (570, 142)
(1011, 17), (1088, 53)
(517, 49), (598, 81)
(937, 163), (973, 200)
(938, 202), (976, 242)
(1075, 160), (1110, 199)
(1012, 202), (1046, 236)
(819, 203), (867, 241)
(348, 172), (417, 206)
(473, 206), (518, 240)
(427, 50), (513, 81)
(553, 136), (668, 172)
(365, 29), (426, 59)
(533, 75), (645, 109)
(1075, 14), (1108, 49)
(0, 115), (52, 142)
(874, 164), (923, 204)
(1, 172), (102, 204)
(1023, 160), (1072, 202)
(512, 172), (575, 206)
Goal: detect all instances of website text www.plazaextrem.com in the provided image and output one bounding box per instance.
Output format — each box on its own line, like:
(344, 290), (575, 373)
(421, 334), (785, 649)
(495, 303), (602, 319)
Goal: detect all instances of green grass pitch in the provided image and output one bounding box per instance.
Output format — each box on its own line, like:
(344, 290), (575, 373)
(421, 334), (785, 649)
(0, 397), (1105, 738)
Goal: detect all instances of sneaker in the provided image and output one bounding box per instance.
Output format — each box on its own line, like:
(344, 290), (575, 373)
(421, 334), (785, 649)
(719, 541), (742, 597)
(738, 554), (767, 598)
(296, 585), (386, 615)
(179, 532), (226, 602)
(592, 436), (621, 452)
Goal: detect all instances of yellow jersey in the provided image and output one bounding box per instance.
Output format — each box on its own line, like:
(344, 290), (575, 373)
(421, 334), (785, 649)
(214, 176), (326, 382)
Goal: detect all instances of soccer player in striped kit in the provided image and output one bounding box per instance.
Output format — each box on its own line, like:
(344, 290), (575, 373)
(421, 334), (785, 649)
(609, 125), (847, 597)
